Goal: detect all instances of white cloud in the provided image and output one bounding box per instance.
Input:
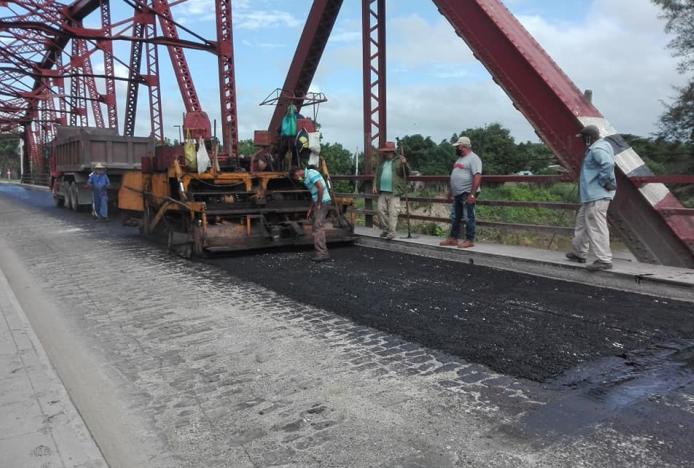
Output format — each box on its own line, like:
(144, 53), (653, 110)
(235, 11), (301, 30)
(75, 0), (683, 158)
(309, 0), (686, 151)
(176, 0), (300, 30)
(516, 0), (686, 138)
(329, 30), (361, 44)
(388, 15), (474, 69)
(240, 40), (286, 49)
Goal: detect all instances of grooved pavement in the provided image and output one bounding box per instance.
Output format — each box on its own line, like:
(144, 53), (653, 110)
(1, 185), (693, 467)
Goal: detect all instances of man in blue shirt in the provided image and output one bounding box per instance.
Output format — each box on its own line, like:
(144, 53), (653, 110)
(566, 125), (617, 271)
(87, 163), (110, 221)
(291, 166), (332, 262)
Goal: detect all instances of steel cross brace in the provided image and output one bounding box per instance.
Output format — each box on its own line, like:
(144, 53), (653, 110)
(268, 0), (344, 139)
(431, 0), (693, 267)
(361, 0), (386, 169)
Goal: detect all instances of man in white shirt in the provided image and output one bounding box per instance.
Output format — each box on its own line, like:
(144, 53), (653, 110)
(440, 136), (482, 248)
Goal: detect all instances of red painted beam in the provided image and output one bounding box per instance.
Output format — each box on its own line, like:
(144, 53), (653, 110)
(100, 0), (118, 129)
(145, 8), (163, 142)
(659, 208), (694, 217)
(216, 0), (239, 160)
(268, 0), (344, 137)
(123, 16), (145, 137)
(431, 0), (693, 267)
(362, 0), (386, 166)
(631, 176), (694, 185)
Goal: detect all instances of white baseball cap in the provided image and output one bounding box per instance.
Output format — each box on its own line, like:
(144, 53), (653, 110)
(452, 136), (472, 148)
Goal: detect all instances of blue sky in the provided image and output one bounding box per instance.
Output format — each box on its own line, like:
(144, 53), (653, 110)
(24, 1), (690, 152)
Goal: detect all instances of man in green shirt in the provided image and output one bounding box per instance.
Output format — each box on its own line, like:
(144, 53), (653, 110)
(372, 141), (410, 240)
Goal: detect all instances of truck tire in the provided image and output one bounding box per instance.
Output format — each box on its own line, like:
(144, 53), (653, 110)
(52, 184), (64, 208)
(64, 182), (73, 210)
(69, 182), (79, 212)
(53, 195), (64, 208)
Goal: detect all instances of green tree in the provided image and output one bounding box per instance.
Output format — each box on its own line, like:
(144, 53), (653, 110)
(623, 133), (693, 205)
(653, 0), (694, 142)
(398, 134), (454, 175)
(396, 125), (556, 175)
(0, 139), (20, 179)
(516, 141), (555, 174)
(321, 142), (353, 174)
(321, 142), (355, 193)
(237, 139), (256, 158)
(658, 82), (694, 142)
(457, 123), (521, 174)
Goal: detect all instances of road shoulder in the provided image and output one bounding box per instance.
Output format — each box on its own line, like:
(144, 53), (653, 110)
(0, 258), (106, 468)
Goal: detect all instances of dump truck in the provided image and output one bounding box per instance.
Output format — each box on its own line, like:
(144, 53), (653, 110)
(50, 126), (355, 257)
(50, 126), (153, 211)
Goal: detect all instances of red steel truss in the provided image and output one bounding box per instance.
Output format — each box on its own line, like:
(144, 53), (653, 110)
(215, 0), (238, 159)
(151, 0), (210, 138)
(361, 0), (386, 170)
(145, 0), (163, 142)
(1, 0), (692, 266)
(99, 0), (118, 129)
(122, 13), (145, 137)
(268, 0), (343, 139)
(431, 0), (693, 266)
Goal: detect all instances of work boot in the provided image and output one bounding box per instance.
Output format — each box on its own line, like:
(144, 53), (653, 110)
(439, 238), (458, 247)
(379, 231), (388, 238)
(566, 252), (587, 264)
(586, 260), (613, 271)
(458, 240), (474, 248)
(386, 233), (396, 240)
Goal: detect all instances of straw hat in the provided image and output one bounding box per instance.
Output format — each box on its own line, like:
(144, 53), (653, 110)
(378, 141), (397, 153)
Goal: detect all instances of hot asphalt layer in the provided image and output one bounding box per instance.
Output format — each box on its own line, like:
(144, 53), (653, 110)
(206, 246), (694, 382)
(2, 183), (693, 383)
(3, 184), (694, 465)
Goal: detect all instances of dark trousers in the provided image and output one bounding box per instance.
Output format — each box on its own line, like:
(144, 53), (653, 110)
(313, 203), (330, 257)
(449, 193), (475, 241)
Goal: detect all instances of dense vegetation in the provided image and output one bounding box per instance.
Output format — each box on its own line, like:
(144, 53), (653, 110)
(0, 139), (20, 179)
(653, 0), (694, 143)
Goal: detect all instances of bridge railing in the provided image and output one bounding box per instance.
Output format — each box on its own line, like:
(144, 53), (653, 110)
(20, 172), (50, 187)
(332, 174), (580, 237)
(332, 174), (694, 240)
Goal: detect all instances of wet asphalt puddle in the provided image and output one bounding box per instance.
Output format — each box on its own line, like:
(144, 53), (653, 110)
(513, 340), (694, 440)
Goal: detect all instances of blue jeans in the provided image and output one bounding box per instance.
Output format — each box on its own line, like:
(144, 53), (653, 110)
(449, 193), (475, 241)
(93, 188), (108, 219)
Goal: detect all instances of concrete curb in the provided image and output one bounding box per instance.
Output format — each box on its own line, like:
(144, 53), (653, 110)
(0, 181), (50, 192)
(356, 236), (694, 303)
(0, 260), (107, 467)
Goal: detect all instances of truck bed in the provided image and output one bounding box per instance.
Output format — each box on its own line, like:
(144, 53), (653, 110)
(53, 127), (154, 173)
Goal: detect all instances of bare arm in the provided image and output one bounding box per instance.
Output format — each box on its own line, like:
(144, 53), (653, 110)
(468, 173), (482, 204)
(316, 180), (325, 206)
(471, 173), (481, 194)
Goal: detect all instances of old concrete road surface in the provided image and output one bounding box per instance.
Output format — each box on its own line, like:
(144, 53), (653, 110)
(1, 183), (694, 468)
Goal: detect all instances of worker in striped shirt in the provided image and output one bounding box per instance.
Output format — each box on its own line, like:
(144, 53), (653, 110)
(291, 166), (332, 262)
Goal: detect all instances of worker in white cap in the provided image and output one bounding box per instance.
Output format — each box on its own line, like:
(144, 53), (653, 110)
(87, 162), (110, 221)
(566, 125), (617, 271)
(440, 136), (482, 248)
